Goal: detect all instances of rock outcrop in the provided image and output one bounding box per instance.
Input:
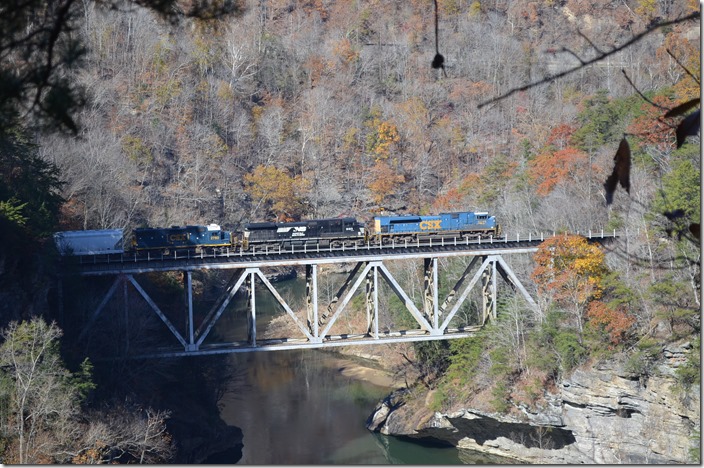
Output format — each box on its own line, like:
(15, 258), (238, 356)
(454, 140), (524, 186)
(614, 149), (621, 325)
(368, 343), (700, 464)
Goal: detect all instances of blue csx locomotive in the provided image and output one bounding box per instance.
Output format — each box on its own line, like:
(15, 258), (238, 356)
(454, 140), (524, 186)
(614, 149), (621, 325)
(54, 211), (501, 255)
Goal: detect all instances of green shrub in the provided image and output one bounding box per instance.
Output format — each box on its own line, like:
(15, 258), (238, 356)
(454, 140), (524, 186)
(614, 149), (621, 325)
(490, 381), (510, 413)
(676, 338), (700, 389)
(553, 330), (588, 371)
(445, 335), (485, 386)
(428, 386), (446, 412)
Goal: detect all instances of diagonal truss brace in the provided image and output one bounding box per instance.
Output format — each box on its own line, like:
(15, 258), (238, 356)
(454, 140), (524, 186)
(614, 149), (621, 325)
(494, 256), (539, 311)
(76, 253), (539, 355)
(126, 274), (188, 348)
(78, 274), (188, 348)
(439, 255), (538, 332)
(254, 269), (316, 342)
(320, 262), (363, 326)
(320, 261), (435, 339)
(439, 257), (493, 332)
(377, 262), (434, 333)
(194, 270), (249, 347)
(78, 274), (123, 342)
(195, 268), (320, 349)
(320, 262), (375, 338)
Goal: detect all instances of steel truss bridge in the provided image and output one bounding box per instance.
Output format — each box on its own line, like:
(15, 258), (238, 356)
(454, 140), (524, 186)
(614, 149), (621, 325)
(60, 230), (617, 358)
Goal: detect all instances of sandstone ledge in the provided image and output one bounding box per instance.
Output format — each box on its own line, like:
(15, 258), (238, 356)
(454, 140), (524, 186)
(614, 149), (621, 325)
(367, 348), (700, 464)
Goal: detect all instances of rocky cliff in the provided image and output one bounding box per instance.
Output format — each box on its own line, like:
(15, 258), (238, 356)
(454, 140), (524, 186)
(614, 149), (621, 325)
(367, 342), (700, 464)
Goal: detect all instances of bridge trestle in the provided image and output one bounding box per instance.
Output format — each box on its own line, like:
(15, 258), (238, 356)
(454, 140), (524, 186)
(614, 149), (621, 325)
(74, 253), (540, 359)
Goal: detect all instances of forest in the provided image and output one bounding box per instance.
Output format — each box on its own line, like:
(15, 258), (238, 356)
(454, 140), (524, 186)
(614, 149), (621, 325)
(0, 0), (700, 463)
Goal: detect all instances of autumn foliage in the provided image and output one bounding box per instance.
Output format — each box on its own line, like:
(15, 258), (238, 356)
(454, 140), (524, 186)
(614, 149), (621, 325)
(365, 107), (400, 161)
(529, 146), (590, 196)
(532, 234), (607, 305)
(586, 300), (635, 345)
(367, 161), (405, 207)
(626, 94), (678, 150)
(244, 165), (311, 221)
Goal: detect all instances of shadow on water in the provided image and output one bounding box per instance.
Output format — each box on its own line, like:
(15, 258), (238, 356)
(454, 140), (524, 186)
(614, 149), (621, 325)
(202, 276), (513, 464)
(206, 348), (514, 464)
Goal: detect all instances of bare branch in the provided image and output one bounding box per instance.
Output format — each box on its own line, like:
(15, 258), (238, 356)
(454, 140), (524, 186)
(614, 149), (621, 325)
(620, 69), (669, 111)
(478, 12), (701, 109)
(560, 47), (588, 65)
(577, 29), (605, 55)
(666, 48), (700, 86)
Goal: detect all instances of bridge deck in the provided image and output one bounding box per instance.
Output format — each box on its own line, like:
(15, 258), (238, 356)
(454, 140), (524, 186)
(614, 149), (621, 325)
(67, 231), (618, 276)
(62, 231), (618, 358)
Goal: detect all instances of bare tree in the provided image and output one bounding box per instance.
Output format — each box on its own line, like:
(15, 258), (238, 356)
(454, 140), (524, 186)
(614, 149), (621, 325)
(477, 12), (701, 109)
(0, 318), (81, 464)
(71, 404), (174, 464)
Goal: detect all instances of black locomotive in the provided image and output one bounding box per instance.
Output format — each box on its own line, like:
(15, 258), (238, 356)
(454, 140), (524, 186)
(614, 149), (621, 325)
(243, 217), (366, 250)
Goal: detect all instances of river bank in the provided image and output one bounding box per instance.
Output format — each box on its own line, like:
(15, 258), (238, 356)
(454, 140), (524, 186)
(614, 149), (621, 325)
(367, 342), (700, 464)
(213, 349), (472, 464)
(322, 352), (400, 388)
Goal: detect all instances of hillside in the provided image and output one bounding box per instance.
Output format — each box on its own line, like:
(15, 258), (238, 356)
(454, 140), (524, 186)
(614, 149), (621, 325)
(0, 0), (700, 463)
(43, 0), (699, 233)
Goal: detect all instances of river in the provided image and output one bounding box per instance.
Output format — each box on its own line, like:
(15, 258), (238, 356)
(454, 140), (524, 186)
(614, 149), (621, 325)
(202, 274), (509, 464)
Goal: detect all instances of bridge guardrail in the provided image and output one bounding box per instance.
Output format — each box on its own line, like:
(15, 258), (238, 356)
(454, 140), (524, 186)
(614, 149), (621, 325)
(65, 230), (618, 271)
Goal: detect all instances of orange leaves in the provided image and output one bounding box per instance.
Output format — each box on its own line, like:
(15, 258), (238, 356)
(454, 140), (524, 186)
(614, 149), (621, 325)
(449, 80), (493, 101)
(658, 31), (701, 100)
(458, 173), (482, 196)
(377, 122), (400, 152)
(634, 95), (687, 153)
(586, 301), (635, 345)
(367, 161), (405, 206)
(364, 108), (400, 162)
(546, 124), (576, 149)
(432, 187), (464, 212)
(244, 165), (311, 221)
(304, 54), (332, 87)
(627, 95), (678, 148)
(370, 121), (400, 160)
(532, 234), (608, 304)
(331, 38), (359, 65)
(529, 146), (589, 196)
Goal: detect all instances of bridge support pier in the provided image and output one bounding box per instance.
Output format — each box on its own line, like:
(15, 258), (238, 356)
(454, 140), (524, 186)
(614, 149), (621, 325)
(306, 265), (319, 341)
(481, 257), (497, 324)
(185, 272), (196, 351)
(424, 258), (440, 331)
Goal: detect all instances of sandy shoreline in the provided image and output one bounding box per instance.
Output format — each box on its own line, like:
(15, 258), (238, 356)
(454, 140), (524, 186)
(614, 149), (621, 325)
(263, 315), (406, 389)
(324, 355), (401, 388)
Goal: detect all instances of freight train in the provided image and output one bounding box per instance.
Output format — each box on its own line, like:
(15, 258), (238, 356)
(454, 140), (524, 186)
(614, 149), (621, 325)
(54, 211), (501, 256)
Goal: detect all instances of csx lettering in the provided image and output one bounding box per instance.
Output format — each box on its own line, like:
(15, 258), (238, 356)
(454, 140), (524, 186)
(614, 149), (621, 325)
(419, 220), (442, 230)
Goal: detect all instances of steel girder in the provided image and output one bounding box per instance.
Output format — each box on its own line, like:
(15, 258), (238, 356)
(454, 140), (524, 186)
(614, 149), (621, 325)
(76, 253), (539, 358)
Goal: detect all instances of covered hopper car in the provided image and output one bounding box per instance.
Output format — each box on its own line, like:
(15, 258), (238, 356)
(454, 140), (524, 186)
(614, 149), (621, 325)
(53, 229), (125, 255)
